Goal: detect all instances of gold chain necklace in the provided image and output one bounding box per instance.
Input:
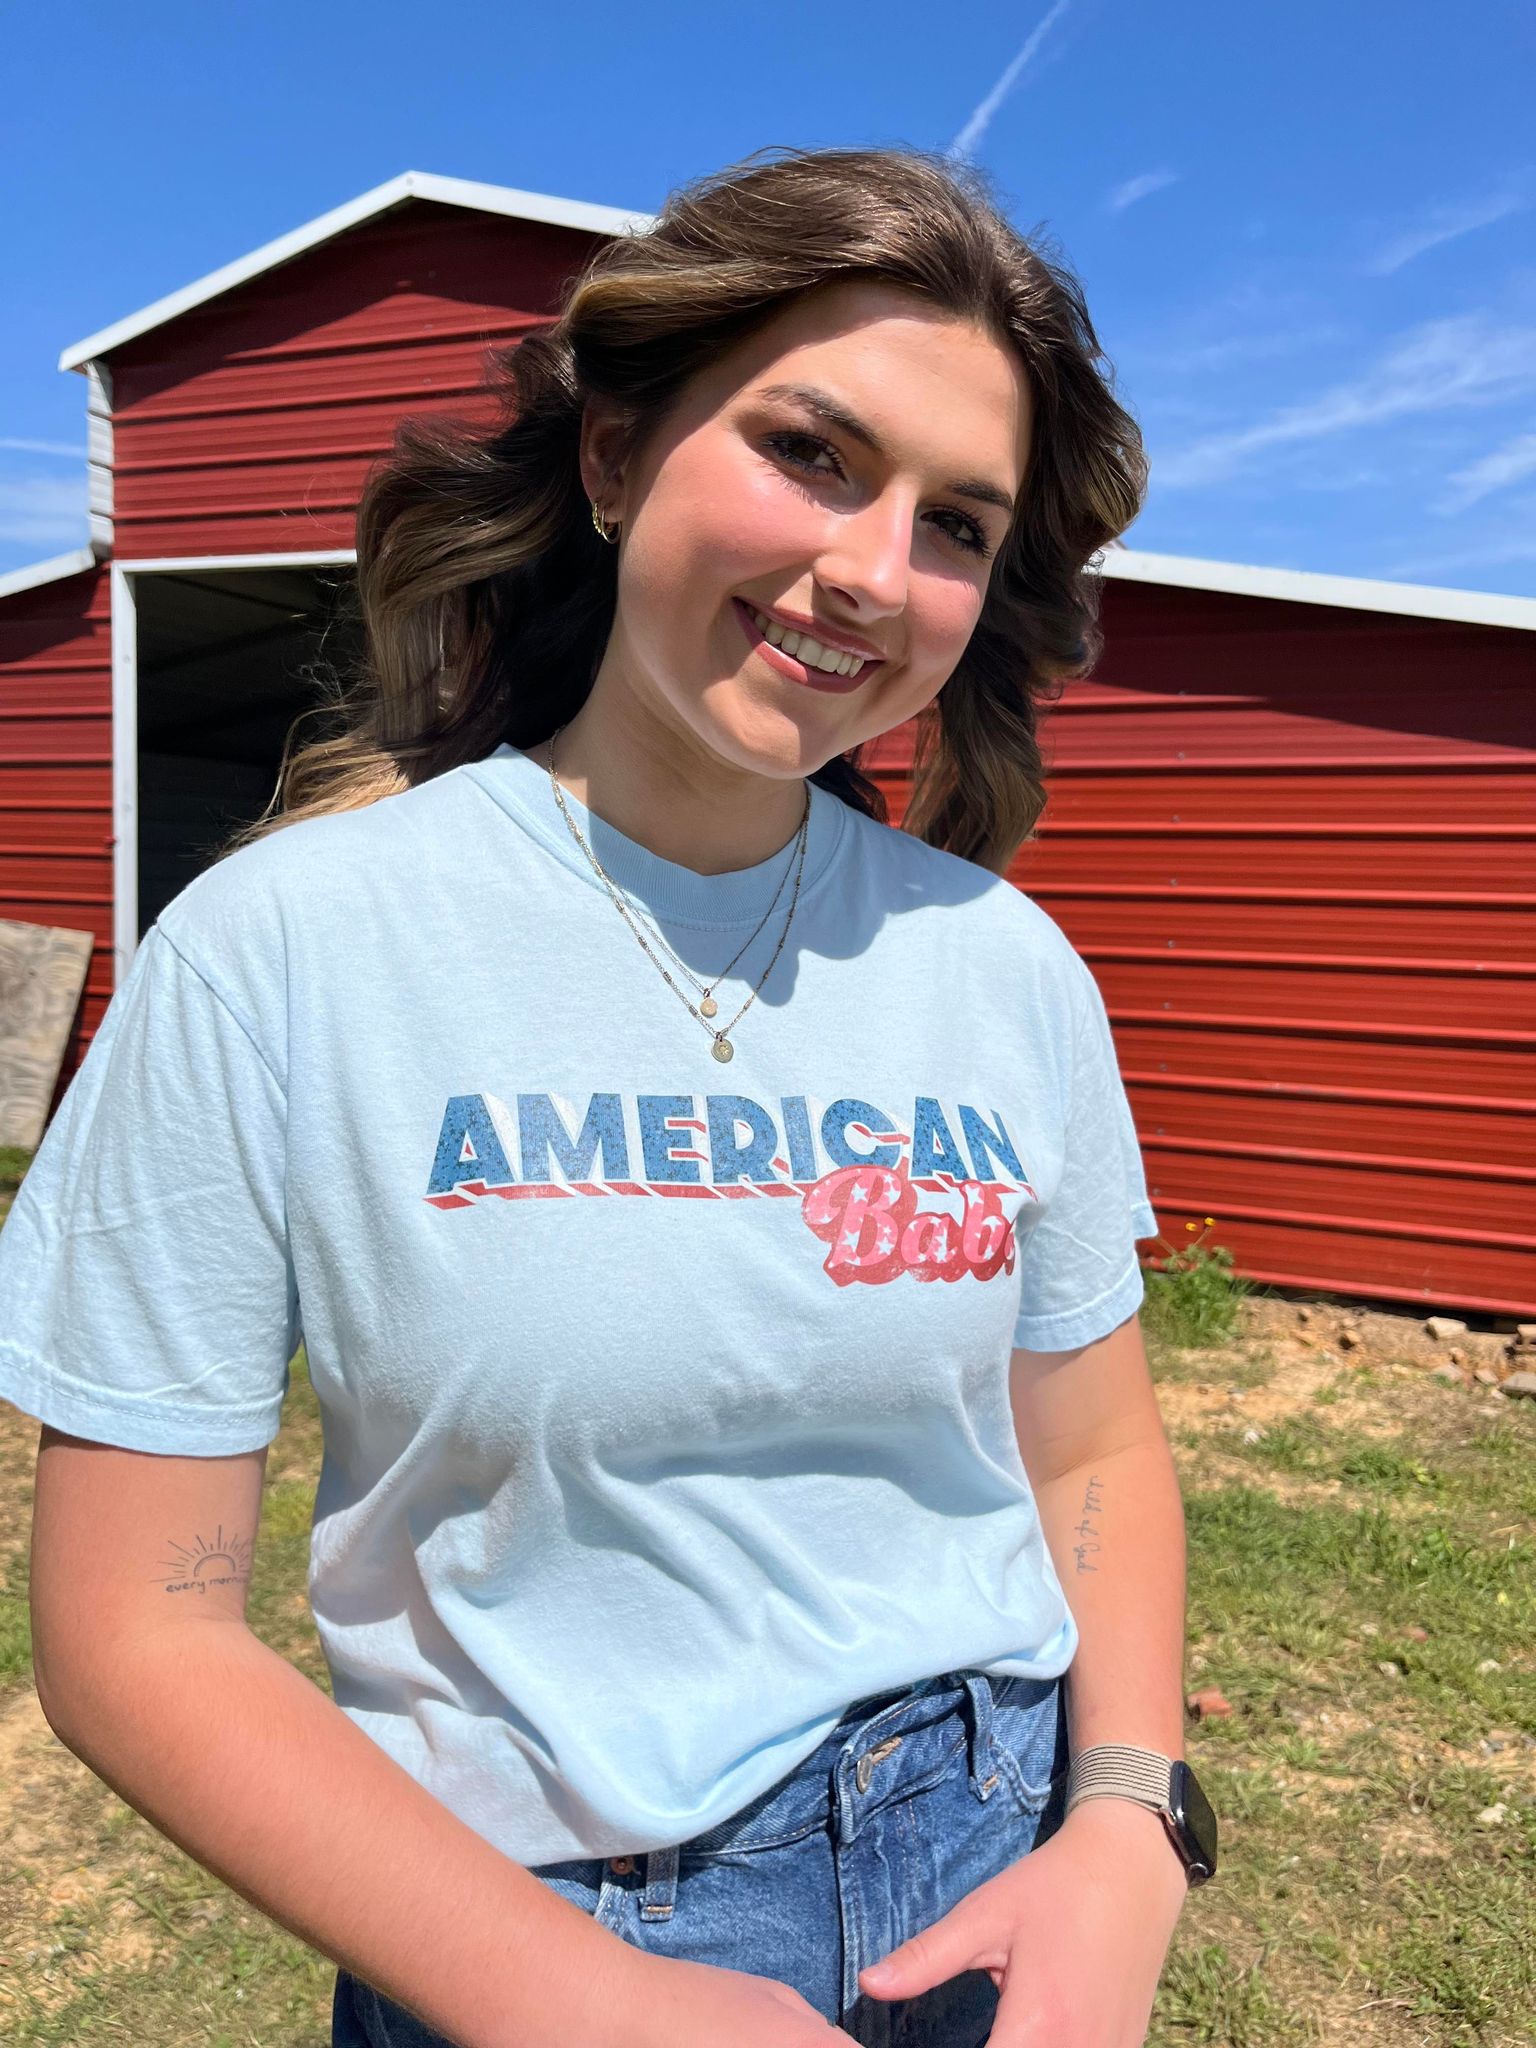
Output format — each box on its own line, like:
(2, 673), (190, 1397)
(545, 730), (810, 1063)
(546, 727), (801, 1021)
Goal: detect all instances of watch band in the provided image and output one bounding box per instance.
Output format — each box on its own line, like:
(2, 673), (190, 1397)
(1065, 1741), (1175, 1814)
(1066, 1744), (1219, 1887)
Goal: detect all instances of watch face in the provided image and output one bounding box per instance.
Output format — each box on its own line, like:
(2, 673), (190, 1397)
(1170, 1760), (1219, 1882)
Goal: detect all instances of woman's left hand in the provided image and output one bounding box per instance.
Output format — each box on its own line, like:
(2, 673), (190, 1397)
(856, 1796), (1191, 2047)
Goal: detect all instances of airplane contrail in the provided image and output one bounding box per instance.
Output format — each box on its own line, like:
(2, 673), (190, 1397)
(948, 0), (1075, 160)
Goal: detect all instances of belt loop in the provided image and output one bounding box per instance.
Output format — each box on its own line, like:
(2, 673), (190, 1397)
(640, 1843), (679, 1920)
(960, 1672), (1000, 1800)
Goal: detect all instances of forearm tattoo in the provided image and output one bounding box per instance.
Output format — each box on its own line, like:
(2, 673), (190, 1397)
(1071, 1473), (1105, 1574)
(155, 1528), (253, 1597)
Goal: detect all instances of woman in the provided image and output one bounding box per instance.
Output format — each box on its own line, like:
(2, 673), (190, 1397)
(5, 144), (1197, 2047)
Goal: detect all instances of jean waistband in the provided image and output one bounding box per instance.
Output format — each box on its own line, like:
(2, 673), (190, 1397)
(564, 1667), (1067, 1927)
(612, 1668), (1054, 1924)
(695, 1667), (1026, 1855)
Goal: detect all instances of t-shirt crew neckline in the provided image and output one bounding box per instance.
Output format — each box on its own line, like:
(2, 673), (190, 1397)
(463, 740), (848, 930)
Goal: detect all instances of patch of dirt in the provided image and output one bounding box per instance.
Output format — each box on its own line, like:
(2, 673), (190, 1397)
(0, 1684), (171, 2009)
(0, 1403), (37, 1579)
(1154, 1294), (1528, 1446)
(1243, 1295), (1523, 1375)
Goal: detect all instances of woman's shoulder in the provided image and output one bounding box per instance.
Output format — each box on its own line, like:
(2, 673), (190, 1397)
(152, 765), (472, 995)
(838, 801), (1089, 983)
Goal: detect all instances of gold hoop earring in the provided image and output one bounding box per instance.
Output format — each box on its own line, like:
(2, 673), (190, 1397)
(591, 499), (619, 544)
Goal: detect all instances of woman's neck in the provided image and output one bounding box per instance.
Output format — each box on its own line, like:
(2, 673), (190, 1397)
(525, 697), (812, 879)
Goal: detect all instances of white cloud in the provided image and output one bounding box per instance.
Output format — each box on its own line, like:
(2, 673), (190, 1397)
(0, 472), (90, 549)
(948, 0), (1074, 160)
(1292, 464), (1395, 494)
(1119, 276), (1352, 375)
(1377, 526), (1536, 580)
(1153, 312), (1536, 489)
(1435, 428), (1536, 514)
(1105, 168), (1181, 215)
(1366, 188), (1530, 275)
(0, 436), (89, 459)
(1130, 322), (1349, 374)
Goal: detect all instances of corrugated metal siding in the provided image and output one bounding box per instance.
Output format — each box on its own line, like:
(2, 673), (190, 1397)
(0, 563), (114, 1109)
(870, 580), (1535, 1317)
(106, 200), (598, 558)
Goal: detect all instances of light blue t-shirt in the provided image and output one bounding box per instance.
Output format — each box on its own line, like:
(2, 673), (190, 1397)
(0, 740), (1156, 1862)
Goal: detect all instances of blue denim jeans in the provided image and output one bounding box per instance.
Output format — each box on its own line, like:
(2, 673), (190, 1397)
(332, 1666), (1070, 2047)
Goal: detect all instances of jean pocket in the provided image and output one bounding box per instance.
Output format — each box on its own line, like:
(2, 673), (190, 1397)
(987, 1675), (1065, 1819)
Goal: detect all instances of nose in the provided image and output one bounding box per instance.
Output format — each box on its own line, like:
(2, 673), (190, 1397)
(815, 489), (915, 624)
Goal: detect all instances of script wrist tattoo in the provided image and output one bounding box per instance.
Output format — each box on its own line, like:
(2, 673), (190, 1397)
(1071, 1472), (1105, 1574)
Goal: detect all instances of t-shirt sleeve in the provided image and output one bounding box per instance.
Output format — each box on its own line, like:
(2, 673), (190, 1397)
(0, 921), (300, 1454)
(1011, 952), (1159, 1352)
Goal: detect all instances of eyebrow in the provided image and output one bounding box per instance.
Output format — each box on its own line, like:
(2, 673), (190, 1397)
(755, 381), (1020, 519)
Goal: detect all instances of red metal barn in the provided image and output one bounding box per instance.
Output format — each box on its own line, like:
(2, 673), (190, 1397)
(867, 556), (1536, 1320)
(1, 171), (1533, 1319)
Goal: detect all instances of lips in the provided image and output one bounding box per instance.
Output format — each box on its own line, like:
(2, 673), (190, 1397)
(732, 597), (879, 696)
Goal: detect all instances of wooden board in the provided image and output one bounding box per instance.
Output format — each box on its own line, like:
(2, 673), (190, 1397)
(0, 919), (95, 1153)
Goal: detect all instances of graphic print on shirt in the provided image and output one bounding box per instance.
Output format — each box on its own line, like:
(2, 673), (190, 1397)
(423, 1091), (1036, 1290)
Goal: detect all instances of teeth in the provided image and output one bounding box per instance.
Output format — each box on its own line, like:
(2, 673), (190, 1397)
(751, 607), (865, 677)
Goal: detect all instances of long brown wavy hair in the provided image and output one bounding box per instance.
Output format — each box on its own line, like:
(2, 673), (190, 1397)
(219, 142), (1147, 874)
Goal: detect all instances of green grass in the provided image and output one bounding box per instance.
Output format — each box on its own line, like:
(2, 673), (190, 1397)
(1156, 1939), (1316, 2047)
(1140, 1224), (1253, 1352)
(1155, 1344), (1536, 2047)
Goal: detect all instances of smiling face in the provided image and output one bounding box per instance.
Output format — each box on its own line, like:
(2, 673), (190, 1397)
(580, 278), (1034, 783)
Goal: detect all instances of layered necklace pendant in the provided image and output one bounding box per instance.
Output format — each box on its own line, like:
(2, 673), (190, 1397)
(544, 724), (808, 1066)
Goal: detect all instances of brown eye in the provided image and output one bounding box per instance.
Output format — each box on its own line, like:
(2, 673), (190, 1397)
(763, 430), (992, 558)
(764, 429), (845, 479)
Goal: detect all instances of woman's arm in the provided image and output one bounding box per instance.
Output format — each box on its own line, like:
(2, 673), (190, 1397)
(30, 1430), (846, 2048)
(856, 1308), (1189, 2038)
(1010, 1308), (1190, 1877)
(42, 1615), (644, 2047)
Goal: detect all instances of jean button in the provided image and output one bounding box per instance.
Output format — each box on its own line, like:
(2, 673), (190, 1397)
(608, 1855), (636, 1876)
(854, 1735), (902, 1795)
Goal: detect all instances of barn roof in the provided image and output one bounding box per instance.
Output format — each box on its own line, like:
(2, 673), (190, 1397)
(0, 545), (99, 601)
(1095, 546), (1536, 632)
(57, 169), (656, 373)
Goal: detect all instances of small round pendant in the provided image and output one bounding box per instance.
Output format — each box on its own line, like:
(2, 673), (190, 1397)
(711, 1035), (734, 1062)
(699, 994), (718, 1018)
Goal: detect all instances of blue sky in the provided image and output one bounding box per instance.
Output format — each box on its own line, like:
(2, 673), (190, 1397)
(4, 0), (1533, 596)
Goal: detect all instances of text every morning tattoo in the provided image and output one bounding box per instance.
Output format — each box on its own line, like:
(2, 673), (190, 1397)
(155, 1528), (253, 1597)
(1071, 1472), (1105, 1573)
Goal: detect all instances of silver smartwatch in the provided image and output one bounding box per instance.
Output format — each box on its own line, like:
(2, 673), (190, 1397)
(1064, 1743), (1218, 1886)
